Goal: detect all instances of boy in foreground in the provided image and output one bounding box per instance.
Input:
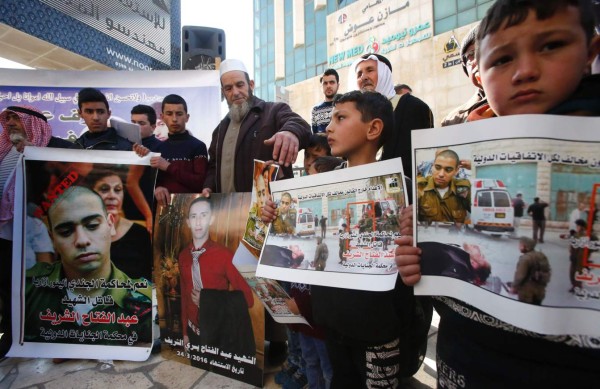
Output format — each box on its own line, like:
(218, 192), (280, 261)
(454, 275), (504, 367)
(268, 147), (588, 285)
(264, 90), (428, 388)
(396, 0), (600, 386)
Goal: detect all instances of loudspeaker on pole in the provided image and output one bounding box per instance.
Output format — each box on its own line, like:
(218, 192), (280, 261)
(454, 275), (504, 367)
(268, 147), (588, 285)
(181, 26), (226, 70)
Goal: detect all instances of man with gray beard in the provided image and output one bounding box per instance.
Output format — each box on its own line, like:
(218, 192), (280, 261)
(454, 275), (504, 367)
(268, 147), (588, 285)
(202, 59), (311, 194)
(201, 59), (310, 370)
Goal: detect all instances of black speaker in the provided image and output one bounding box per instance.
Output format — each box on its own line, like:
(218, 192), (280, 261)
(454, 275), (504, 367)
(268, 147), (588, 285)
(181, 26), (226, 70)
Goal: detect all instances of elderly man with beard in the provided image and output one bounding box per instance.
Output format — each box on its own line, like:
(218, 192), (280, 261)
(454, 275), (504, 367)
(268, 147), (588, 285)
(0, 105), (74, 240)
(201, 58), (310, 370)
(202, 59), (311, 195)
(352, 54), (433, 178)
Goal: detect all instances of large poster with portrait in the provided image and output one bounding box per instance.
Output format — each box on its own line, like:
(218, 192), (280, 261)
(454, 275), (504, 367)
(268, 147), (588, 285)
(412, 115), (600, 336)
(256, 158), (408, 291)
(154, 193), (264, 387)
(8, 147), (155, 361)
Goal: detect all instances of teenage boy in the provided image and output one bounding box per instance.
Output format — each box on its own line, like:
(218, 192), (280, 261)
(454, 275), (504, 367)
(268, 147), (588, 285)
(134, 94), (208, 207)
(396, 1), (600, 387)
(131, 104), (162, 152)
(75, 88), (132, 150)
(264, 90), (427, 388)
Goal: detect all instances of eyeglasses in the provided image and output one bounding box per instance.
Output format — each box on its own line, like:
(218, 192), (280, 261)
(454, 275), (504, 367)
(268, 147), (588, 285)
(463, 49), (476, 65)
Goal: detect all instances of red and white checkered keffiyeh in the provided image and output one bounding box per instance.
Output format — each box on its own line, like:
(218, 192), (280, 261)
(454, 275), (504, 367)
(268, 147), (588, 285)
(0, 105), (52, 221)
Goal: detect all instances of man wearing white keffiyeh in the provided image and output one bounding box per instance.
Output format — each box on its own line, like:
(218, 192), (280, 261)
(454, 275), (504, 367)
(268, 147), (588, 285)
(350, 53), (434, 178)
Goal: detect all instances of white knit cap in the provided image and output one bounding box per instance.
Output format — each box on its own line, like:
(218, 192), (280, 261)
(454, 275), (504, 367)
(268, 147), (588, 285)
(220, 59), (248, 76)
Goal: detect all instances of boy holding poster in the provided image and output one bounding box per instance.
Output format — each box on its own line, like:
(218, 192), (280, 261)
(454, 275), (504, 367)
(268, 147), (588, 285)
(264, 90), (427, 388)
(396, 0), (600, 387)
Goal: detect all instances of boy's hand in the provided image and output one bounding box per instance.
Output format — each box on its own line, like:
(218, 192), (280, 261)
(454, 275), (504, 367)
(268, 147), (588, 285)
(399, 205), (414, 236)
(261, 198), (278, 224)
(394, 205), (422, 286)
(154, 186), (170, 207)
(133, 143), (150, 157)
(394, 235), (422, 286)
(150, 155), (170, 171)
(264, 131), (298, 167)
(201, 188), (212, 198)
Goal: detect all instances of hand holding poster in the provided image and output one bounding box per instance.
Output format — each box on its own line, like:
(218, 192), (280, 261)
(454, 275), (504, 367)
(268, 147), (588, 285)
(256, 158), (408, 291)
(412, 115), (600, 336)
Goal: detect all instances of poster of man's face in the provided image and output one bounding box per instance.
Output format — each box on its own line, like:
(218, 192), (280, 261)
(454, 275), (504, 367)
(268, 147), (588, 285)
(12, 148), (154, 361)
(153, 193), (265, 387)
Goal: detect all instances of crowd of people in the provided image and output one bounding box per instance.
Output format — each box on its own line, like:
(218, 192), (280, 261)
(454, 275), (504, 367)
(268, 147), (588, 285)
(1, 0), (600, 387)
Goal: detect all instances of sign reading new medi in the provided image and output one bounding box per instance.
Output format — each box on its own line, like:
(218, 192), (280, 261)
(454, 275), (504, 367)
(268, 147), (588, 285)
(412, 115), (600, 336)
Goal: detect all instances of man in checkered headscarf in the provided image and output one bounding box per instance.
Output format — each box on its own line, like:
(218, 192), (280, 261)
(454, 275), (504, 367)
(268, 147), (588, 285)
(0, 105), (73, 234)
(0, 105), (74, 355)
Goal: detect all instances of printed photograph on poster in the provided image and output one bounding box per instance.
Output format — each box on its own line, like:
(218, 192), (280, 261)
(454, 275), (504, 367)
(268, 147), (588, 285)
(256, 158), (408, 291)
(9, 147), (155, 361)
(243, 160), (279, 255)
(411, 115), (600, 335)
(244, 276), (309, 325)
(153, 193), (264, 387)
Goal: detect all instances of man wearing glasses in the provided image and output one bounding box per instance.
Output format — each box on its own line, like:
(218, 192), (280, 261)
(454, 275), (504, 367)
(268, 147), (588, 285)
(441, 24), (488, 126)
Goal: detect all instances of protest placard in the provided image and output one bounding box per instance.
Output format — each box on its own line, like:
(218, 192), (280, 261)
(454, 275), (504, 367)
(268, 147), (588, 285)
(412, 115), (600, 335)
(257, 158), (408, 291)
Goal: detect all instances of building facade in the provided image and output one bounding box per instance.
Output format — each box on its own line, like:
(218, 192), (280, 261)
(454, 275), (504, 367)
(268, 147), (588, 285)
(253, 0), (494, 126)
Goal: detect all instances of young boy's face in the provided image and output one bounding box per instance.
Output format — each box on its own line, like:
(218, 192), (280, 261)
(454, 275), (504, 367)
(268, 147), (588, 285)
(326, 101), (369, 159)
(304, 145), (328, 173)
(479, 6), (594, 116)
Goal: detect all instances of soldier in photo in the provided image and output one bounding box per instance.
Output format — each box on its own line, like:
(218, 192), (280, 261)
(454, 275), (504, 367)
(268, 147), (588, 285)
(417, 149), (471, 228)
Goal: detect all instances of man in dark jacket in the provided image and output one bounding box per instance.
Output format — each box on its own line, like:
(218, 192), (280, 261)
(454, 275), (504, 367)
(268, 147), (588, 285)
(74, 88), (133, 151)
(202, 59), (311, 195)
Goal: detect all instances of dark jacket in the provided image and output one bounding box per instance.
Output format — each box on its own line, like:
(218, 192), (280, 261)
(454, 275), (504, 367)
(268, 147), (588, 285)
(549, 74), (600, 116)
(441, 90), (487, 127)
(204, 97), (311, 192)
(47, 136), (76, 149)
(381, 94), (434, 179)
(141, 135), (162, 152)
(74, 127), (133, 151)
